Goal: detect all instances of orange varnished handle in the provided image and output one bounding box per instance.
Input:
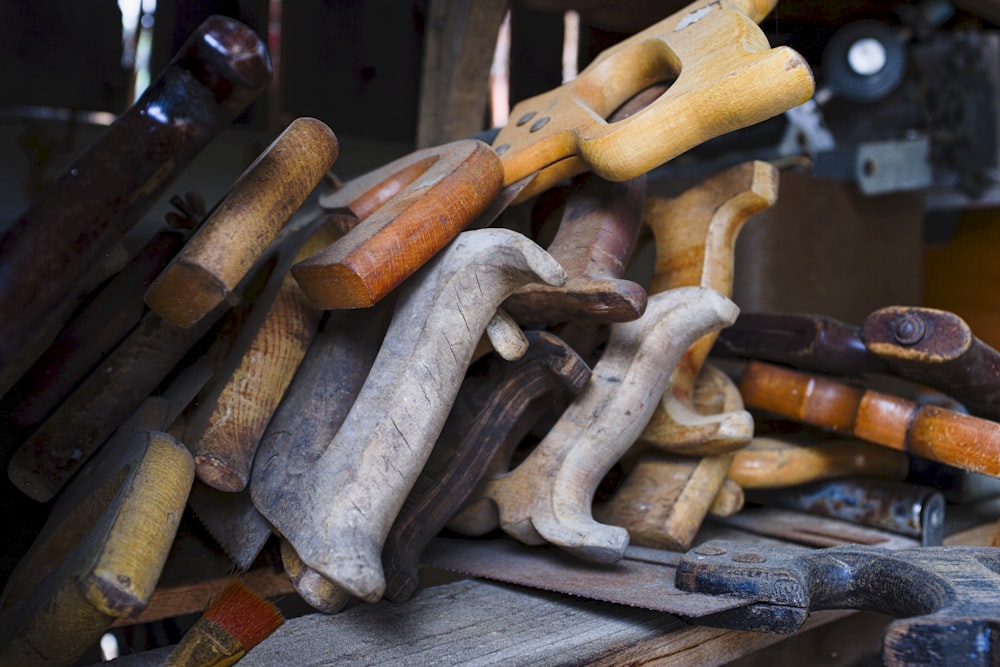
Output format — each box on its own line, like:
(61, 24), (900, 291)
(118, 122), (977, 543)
(492, 0), (813, 201)
(292, 139), (504, 310)
(737, 360), (1000, 478)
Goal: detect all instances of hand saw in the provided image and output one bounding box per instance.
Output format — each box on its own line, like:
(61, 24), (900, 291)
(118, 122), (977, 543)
(423, 530), (1000, 667)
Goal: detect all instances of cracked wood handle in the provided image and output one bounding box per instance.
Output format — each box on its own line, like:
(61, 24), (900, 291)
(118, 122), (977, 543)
(861, 305), (1000, 421)
(0, 15), (271, 386)
(382, 331), (591, 602)
(502, 173), (648, 324)
(145, 117), (339, 327)
(735, 360), (1000, 478)
(468, 286), (738, 564)
(292, 140), (504, 309)
(0, 400), (193, 666)
(193, 223), (340, 491)
(257, 228), (565, 602)
(640, 160), (777, 454)
(492, 0), (813, 202)
(727, 435), (911, 489)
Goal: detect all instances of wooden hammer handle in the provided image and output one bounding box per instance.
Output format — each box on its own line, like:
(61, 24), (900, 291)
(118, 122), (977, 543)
(0, 15), (270, 379)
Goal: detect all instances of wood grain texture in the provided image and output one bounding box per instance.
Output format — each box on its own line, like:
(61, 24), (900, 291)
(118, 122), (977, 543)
(492, 0), (813, 201)
(415, 0), (509, 147)
(0, 15), (270, 384)
(465, 286), (738, 563)
(293, 140), (505, 309)
(737, 360), (1000, 477)
(5, 228), (188, 439)
(639, 161), (777, 454)
(193, 223), (340, 492)
(145, 117), (339, 327)
(382, 331), (591, 602)
(598, 364), (746, 550)
(256, 228), (565, 602)
(8, 305), (221, 502)
(503, 173), (648, 324)
(0, 402), (192, 666)
(728, 436), (911, 489)
(861, 305), (1000, 420)
(250, 297), (397, 610)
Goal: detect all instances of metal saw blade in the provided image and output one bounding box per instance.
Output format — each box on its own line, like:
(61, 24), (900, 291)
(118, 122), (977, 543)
(421, 537), (751, 618)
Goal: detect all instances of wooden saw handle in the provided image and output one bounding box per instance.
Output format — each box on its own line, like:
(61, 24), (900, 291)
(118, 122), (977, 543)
(292, 139), (504, 309)
(492, 0), (814, 201)
(145, 117), (339, 327)
(0, 15), (270, 383)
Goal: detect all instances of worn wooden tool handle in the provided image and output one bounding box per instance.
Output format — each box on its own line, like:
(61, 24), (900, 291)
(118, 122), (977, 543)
(0, 401), (193, 666)
(727, 435), (911, 489)
(292, 139), (504, 309)
(251, 298), (397, 611)
(193, 223), (339, 491)
(492, 0), (813, 201)
(639, 160), (777, 454)
(472, 286), (738, 563)
(382, 331), (591, 602)
(145, 117), (339, 327)
(5, 228), (188, 440)
(597, 364), (745, 550)
(736, 360), (1000, 478)
(714, 311), (889, 376)
(260, 228), (565, 602)
(861, 305), (1000, 420)
(0, 15), (271, 382)
(503, 173), (648, 324)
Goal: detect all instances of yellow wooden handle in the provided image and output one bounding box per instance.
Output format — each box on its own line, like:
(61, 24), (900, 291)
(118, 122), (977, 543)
(494, 0), (813, 201)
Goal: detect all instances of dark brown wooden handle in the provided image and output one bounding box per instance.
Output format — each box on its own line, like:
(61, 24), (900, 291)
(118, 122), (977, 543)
(502, 173), (648, 324)
(862, 305), (1000, 420)
(713, 311), (889, 377)
(381, 331), (591, 602)
(3, 229), (187, 441)
(0, 15), (271, 382)
(291, 139), (504, 309)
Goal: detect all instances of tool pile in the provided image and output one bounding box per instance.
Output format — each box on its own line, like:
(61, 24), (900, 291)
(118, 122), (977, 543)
(0, 1), (998, 666)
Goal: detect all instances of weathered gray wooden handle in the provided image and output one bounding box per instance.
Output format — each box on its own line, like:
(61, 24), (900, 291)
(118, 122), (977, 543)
(471, 286), (739, 564)
(261, 228), (565, 602)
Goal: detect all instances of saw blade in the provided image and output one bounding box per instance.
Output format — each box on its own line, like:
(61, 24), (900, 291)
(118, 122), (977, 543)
(421, 537), (750, 618)
(188, 481), (273, 569)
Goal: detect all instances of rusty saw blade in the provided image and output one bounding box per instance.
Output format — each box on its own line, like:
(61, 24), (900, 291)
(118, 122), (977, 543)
(421, 537), (750, 618)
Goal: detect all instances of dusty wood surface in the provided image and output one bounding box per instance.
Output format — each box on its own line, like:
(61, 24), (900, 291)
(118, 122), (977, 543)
(382, 331), (591, 601)
(103, 579), (852, 667)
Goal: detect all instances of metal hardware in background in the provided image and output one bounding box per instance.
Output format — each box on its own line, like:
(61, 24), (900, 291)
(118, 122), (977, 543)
(745, 477), (946, 546)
